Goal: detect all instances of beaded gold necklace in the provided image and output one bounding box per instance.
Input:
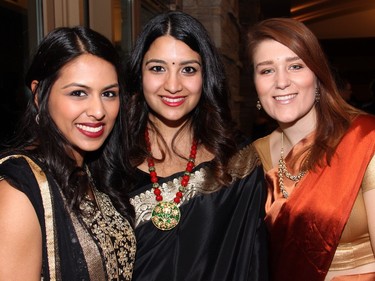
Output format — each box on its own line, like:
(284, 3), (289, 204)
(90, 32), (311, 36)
(278, 132), (307, 198)
(145, 128), (197, 230)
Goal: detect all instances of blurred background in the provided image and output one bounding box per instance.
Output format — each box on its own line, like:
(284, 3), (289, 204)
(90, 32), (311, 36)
(1, 0), (374, 143)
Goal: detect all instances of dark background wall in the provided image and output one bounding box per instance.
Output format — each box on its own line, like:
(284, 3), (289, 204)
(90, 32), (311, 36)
(0, 4), (29, 144)
(1, 0), (374, 144)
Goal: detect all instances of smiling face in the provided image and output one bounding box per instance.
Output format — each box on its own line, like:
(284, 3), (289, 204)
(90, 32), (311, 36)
(253, 39), (317, 126)
(141, 35), (203, 127)
(44, 54), (120, 165)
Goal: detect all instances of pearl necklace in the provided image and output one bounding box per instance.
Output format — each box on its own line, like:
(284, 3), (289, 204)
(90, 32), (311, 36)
(145, 128), (197, 230)
(278, 132), (307, 198)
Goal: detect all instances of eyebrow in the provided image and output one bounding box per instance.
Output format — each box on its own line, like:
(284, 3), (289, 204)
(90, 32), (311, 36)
(255, 56), (301, 68)
(144, 59), (165, 65)
(145, 59), (201, 66)
(181, 60), (201, 66)
(62, 83), (119, 91)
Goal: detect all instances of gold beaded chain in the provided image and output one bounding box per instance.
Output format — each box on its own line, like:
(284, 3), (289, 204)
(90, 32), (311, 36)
(278, 132), (307, 198)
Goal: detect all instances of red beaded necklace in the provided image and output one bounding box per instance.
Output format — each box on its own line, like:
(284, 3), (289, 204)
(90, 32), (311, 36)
(145, 128), (198, 230)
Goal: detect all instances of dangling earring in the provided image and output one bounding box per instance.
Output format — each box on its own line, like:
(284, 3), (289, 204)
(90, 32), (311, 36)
(35, 114), (40, 125)
(315, 87), (320, 103)
(256, 100), (262, 110)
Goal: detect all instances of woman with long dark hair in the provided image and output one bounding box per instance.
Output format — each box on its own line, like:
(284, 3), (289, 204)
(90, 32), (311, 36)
(0, 26), (136, 280)
(126, 10), (268, 281)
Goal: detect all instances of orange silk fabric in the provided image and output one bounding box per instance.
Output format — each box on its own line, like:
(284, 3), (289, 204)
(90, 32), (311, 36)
(265, 115), (375, 281)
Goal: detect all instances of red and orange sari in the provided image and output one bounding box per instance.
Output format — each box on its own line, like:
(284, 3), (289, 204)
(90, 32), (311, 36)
(254, 115), (375, 281)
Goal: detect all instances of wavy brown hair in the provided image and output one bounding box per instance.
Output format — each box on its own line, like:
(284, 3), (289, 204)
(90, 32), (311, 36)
(247, 17), (362, 169)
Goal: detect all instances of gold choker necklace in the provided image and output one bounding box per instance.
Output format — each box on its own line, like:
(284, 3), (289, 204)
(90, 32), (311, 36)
(278, 132), (307, 198)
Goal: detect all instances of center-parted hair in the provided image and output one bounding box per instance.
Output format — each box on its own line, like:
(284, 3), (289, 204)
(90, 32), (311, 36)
(126, 11), (237, 187)
(12, 26), (134, 223)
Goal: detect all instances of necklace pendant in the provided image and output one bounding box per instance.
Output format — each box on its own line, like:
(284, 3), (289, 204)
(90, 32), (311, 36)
(151, 201), (181, 231)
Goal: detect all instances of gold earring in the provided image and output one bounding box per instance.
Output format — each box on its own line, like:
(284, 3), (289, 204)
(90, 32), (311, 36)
(315, 88), (320, 103)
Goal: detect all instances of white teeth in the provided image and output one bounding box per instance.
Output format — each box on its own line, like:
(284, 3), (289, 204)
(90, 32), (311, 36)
(162, 97), (185, 103)
(76, 124), (103, 133)
(275, 94), (296, 101)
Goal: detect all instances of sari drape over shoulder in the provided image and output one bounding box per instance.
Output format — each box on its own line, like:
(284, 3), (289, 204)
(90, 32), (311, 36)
(261, 115), (375, 281)
(129, 143), (269, 281)
(0, 154), (136, 280)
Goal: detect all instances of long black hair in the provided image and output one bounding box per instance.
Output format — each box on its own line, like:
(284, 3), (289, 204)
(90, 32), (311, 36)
(9, 26), (134, 223)
(126, 11), (237, 187)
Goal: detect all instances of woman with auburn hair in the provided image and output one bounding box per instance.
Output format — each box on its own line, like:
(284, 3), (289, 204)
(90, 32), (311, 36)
(248, 17), (375, 281)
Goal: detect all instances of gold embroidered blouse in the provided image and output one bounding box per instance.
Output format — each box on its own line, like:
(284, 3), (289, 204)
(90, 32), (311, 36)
(80, 188), (136, 280)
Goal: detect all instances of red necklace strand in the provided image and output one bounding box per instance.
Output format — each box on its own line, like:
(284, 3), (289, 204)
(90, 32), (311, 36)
(145, 128), (198, 230)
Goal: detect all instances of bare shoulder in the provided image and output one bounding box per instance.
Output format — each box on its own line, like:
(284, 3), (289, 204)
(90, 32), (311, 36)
(0, 179), (42, 279)
(0, 179), (39, 226)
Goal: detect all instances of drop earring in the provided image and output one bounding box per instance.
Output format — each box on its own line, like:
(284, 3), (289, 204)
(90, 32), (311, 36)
(35, 114), (40, 125)
(315, 88), (320, 103)
(256, 100), (262, 110)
